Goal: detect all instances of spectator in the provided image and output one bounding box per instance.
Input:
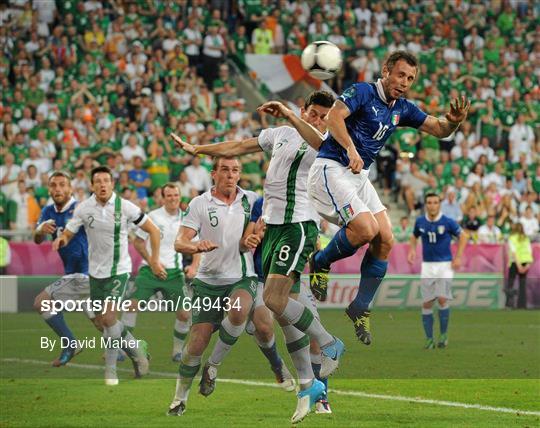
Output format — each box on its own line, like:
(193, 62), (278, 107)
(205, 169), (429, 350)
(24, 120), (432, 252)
(505, 223), (533, 309)
(21, 146), (48, 175)
(441, 188), (462, 222)
(10, 180), (40, 240)
(184, 156), (212, 194)
(461, 206), (482, 241)
(519, 206), (539, 241)
(509, 114), (535, 163)
(201, 23), (226, 88)
(0, 153), (21, 198)
(128, 156), (151, 199)
(121, 135), (147, 162)
(477, 215), (502, 243)
(392, 216), (413, 243)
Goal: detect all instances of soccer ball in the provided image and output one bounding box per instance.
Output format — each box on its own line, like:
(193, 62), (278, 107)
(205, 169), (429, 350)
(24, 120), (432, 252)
(301, 41), (343, 80)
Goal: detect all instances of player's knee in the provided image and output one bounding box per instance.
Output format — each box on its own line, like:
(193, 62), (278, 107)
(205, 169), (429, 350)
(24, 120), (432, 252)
(255, 322), (273, 342)
(177, 310), (190, 323)
(33, 294), (46, 313)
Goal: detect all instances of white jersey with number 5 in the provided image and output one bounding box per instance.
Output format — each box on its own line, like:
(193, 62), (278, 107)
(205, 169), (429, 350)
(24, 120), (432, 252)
(66, 193), (148, 278)
(135, 206), (183, 270)
(182, 187), (258, 285)
(258, 126), (319, 225)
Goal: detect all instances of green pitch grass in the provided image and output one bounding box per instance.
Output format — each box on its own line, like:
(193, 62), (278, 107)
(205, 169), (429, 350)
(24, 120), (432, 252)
(1, 309), (539, 427)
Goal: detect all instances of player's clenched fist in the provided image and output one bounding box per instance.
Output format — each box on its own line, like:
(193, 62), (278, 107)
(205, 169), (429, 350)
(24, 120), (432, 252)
(347, 145), (363, 174)
(196, 240), (218, 252)
(257, 101), (293, 120)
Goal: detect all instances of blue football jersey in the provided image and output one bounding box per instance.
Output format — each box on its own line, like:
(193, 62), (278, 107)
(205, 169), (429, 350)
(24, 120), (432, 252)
(249, 197), (264, 282)
(318, 81), (428, 169)
(413, 214), (462, 262)
(37, 199), (89, 275)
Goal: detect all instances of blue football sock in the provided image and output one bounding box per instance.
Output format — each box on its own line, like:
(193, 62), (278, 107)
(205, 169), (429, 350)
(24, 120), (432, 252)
(351, 251), (388, 311)
(439, 308), (450, 335)
(422, 312), (434, 339)
(314, 226), (357, 269)
(258, 341), (282, 369)
(45, 312), (76, 345)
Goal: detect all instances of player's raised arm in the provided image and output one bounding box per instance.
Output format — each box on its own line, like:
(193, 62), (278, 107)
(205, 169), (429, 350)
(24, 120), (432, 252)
(257, 101), (325, 150)
(419, 96), (471, 138)
(325, 100), (363, 173)
(171, 133), (261, 157)
(174, 226), (218, 254)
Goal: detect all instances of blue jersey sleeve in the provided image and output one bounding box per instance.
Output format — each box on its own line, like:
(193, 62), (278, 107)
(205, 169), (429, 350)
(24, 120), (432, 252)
(413, 218), (421, 238)
(338, 83), (371, 114)
(398, 99), (428, 129)
(37, 206), (52, 226)
(250, 197), (263, 223)
(448, 218), (462, 237)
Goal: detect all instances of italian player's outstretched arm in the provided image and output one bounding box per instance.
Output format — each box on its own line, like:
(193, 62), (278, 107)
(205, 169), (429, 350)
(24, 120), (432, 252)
(171, 133), (261, 157)
(419, 95), (471, 138)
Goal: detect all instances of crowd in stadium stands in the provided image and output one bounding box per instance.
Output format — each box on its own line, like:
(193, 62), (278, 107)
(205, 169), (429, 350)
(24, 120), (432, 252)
(0, 0), (538, 245)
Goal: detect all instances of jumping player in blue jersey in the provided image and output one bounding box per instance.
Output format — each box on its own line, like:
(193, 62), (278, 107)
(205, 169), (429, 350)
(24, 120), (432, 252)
(33, 171), (99, 366)
(263, 51), (470, 344)
(407, 193), (468, 349)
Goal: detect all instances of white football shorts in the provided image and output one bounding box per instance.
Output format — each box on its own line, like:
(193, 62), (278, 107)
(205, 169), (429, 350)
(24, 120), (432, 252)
(308, 158), (386, 226)
(420, 261), (454, 302)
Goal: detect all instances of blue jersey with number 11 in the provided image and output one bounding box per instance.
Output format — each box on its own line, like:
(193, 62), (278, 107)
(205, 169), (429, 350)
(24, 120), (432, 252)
(318, 81), (428, 170)
(413, 214), (462, 262)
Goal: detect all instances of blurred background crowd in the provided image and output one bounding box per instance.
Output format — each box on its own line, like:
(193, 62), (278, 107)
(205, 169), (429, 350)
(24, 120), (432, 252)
(0, 0), (538, 244)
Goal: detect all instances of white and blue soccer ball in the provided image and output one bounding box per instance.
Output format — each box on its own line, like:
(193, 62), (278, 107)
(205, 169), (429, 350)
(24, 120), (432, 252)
(301, 41), (343, 80)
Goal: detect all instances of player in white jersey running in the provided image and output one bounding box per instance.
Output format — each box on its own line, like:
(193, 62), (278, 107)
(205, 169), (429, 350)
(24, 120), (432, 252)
(53, 166), (164, 386)
(168, 157), (260, 416)
(121, 183), (200, 361)
(171, 92), (343, 422)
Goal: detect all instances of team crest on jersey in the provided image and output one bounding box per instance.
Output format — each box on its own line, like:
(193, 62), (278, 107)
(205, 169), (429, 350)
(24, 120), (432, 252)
(342, 86), (356, 99)
(391, 113), (400, 125)
(299, 141), (308, 152)
(438, 225), (445, 234)
(114, 212), (121, 224)
(341, 204), (355, 220)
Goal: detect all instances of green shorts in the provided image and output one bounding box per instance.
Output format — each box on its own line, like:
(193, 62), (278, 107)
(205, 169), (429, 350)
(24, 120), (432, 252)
(191, 277), (258, 326)
(89, 273), (130, 302)
(131, 266), (186, 303)
(262, 221), (318, 293)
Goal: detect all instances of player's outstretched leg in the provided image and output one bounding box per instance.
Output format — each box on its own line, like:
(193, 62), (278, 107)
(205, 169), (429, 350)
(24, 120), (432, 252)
(172, 311), (191, 362)
(346, 211), (393, 344)
(200, 288), (253, 397)
(310, 344), (331, 414)
(252, 305), (295, 392)
(168, 352), (202, 416)
(279, 322), (326, 423)
(34, 291), (81, 367)
(422, 304), (435, 350)
(437, 298), (450, 348)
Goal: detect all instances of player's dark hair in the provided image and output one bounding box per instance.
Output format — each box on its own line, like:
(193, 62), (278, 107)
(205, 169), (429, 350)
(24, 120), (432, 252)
(424, 192), (440, 202)
(212, 156), (239, 171)
(305, 91), (335, 109)
(90, 166), (113, 184)
(49, 170), (72, 182)
(162, 182), (180, 194)
(384, 51), (419, 72)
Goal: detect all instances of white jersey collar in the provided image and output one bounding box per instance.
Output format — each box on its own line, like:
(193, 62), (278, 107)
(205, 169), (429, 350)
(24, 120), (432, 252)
(92, 192), (117, 207)
(375, 79), (396, 108)
(54, 196), (76, 213)
(205, 186), (246, 205)
(425, 212), (443, 223)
